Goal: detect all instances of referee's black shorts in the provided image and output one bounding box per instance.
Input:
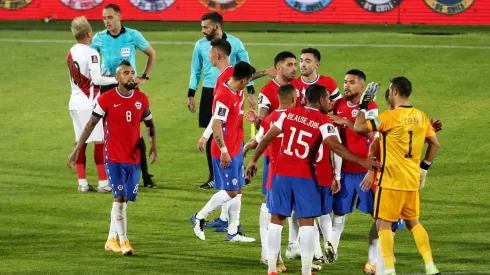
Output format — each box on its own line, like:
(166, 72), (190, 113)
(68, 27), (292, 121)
(199, 87), (214, 128)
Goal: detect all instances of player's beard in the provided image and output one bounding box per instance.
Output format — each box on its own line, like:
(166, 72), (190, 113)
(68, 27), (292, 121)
(124, 82), (138, 90)
(345, 91), (360, 102)
(204, 29), (216, 40)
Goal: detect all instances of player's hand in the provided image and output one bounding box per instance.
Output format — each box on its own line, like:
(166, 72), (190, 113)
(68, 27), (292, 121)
(220, 152), (232, 168)
(135, 77), (147, 85)
(248, 94), (257, 110)
(245, 109), (258, 123)
(360, 82), (380, 109)
(67, 148), (80, 168)
(187, 96), (196, 113)
(359, 157), (381, 170)
(264, 67), (277, 78)
(197, 137), (208, 152)
(360, 170), (375, 192)
(245, 161), (258, 180)
(419, 168), (428, 189)
(430, 118), (443, 132)
(331, 179), (341, 194)
(328, 115), (348, 127)
(149, 145), (157, 164)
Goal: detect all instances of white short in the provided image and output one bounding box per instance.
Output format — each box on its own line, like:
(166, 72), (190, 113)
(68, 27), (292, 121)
(70, 110), (104, 143)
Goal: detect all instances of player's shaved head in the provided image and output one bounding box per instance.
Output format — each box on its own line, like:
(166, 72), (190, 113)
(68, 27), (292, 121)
(278, 84), (296, 103)
(71, 16), (91, 40)
(233, 61), (255, 80)
(390, 76), (412, 98)
(306, 84), (330, 113)
(210, 38), (231, 56)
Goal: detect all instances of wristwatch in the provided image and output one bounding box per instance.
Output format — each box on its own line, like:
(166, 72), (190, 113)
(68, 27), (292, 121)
(141, 73), (150, 80)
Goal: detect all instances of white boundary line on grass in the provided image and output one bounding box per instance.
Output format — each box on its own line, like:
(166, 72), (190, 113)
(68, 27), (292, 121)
(402, 271), (490, 275)
(1, 38), (490, 50)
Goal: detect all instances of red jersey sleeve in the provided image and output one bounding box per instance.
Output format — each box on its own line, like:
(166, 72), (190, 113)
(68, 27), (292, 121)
(212, 91), (233, 122)
(93, 92), (109, 117)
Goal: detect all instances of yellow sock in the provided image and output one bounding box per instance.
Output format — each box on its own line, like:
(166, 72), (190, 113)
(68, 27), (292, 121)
(411, 224), (434, 265)
(378, 229), (395, 270)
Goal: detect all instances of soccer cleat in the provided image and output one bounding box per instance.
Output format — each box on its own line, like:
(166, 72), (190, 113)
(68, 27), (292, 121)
(260, 258), (268, 265)
(363, 262), (376, 274)
(277, 262), (287, 273)
(144, 175), (157, 188)
(120, 240), (134, 255)
(97, 185), (112, 193)
(204, 217), (227, 228)
(104, 238), (121, 252)
(190, 213), (205, 240)
(311, 263), (322, 271)
(324, 241), (338, 263)
(286, 242), (301, 259)
(227, 232), (256, 242)
(214, 223), (242, 233)
(313, 255), (326, 265)
(78, 184), (97, 192)
(426, 265), (440, 275)
(199, 180), (214, 190)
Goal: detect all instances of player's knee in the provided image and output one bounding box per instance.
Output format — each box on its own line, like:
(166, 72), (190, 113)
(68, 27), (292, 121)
(226, 190), (238, 198)
(404, 219), (420, 231)
(298, 217), (315, 227)
(333, 212), (345, 217)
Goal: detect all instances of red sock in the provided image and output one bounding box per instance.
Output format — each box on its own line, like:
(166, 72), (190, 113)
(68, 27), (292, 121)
(94, 143), (107, 181)
(75, 143), (87, 179)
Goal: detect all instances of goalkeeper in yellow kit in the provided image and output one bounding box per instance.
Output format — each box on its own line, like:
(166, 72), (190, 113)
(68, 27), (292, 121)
(353, 77), (441, 275)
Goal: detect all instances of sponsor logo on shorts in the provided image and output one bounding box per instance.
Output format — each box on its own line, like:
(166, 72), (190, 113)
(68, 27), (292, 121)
(118, 185), (124, 191)
(200, 0), (246, 11)
(129, 0), (176, 12)
(135, 101), (142, 110)
(354, 0), (402, 13)
(285, 0), (333, 13)
(0, 0), (33, 10)
(424, 0), (475, 15)
(232, 179), (238, 186)
(59, 0), (103, 10)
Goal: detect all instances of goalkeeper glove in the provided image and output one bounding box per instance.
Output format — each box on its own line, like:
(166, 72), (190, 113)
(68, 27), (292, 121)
(359, 82), (380, 112)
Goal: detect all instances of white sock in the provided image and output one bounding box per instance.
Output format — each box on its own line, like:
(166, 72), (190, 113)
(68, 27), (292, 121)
(319, 214), (333, 245)
(98, 179), (109, 187)
(288, 211), (299, 244)
(267, 223), (283, 273)
(299, 226), (315, 275)
(219, 201), (229, 222)
(376, 241), (385, 275)
(313, 220), (323, 257)
(112, 202), (128, 243)
(368, 222), (378, 265)
(425, 262), (435, 270)
(227, 194), (242, 235)
(331, 214), (346, 253)
(196, 190), (233, 220)
(260, 203), (271, 259)
(78, 178), (88, 187)
(108, 207), (117, 239)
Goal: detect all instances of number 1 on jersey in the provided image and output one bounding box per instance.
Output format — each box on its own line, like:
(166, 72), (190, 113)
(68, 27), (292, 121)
(405, 130), (413, 158)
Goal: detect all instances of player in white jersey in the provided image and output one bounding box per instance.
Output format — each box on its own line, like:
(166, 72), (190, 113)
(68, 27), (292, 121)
(67, 16), (118, 192)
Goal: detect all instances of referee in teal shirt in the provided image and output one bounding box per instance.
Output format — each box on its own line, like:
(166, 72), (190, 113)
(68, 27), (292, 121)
(188, 12), (257, 189)
(91, 4), (157, 188)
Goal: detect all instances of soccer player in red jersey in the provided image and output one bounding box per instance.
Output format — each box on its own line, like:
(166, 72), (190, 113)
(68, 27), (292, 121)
(67, 60), (157, 255)
(244, 84), (297, 271)
(67, 16), (118, 192)
(191, 62), (256, 243)
(246, 84), (378, 275)
(291, 48), (341, 107)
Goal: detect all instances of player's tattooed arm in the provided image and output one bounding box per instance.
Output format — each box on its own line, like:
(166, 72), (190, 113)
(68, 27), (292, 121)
(143, 111), (157, 164)
(211, 119), (227, 149)
(250, 67), (276, 81)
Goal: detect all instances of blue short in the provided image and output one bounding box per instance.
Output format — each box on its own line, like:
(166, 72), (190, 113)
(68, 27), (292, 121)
(212, 151), (245, 191)
(319, 186), (334, 215)
(269, 175), (321, 219)
(106, 162), (141, 202)
(333, 172), (375, 215)
(392, 219), (405, 231)
(238, 143), (245, 187)
(262, 156), (270, 195)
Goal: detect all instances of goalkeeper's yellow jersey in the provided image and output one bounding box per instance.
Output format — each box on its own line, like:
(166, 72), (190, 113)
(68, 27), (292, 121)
(367, 106), (436, 191)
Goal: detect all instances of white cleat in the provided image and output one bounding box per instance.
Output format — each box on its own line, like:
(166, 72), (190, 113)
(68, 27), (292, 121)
(227, 232), (256, 242)
(260, 257), (268, 265)
(78, 184), (97, 192)
(286, 242), (301, 259)
(190, 213), (205, 240)
(97, 185), (112, 193)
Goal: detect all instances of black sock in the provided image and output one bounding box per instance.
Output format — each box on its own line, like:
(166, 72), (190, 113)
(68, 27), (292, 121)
(139, 137), (150, 180)
(206, 135), (213, 181)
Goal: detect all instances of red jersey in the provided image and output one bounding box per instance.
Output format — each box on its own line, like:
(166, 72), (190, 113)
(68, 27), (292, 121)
(315, 143), (334, 187)
(291, 74), (340, 107)
(256, 109), (286, 190)
(331, 98), (378, 173)
(273, 107), (337, 179)
(258, 79), (281, 114)
(211, 82), (241, 159)
(94, 87), (151, 164)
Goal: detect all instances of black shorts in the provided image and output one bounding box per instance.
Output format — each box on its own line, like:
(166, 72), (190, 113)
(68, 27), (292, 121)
(199, 87), (214, 128)
(100, 83), (119, 94)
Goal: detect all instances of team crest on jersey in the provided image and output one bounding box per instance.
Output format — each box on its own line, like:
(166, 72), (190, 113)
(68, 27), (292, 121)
(351, 109), (359, 117)
(135, 101), (142, 110)
(285, 0), (332, 13)
(59, 0), (103, 10)
(0, 0), (33, 10)
(130, 0), (176, 12)
(424, 0), (475, 15)
(200, 0), (246, 11)
(355, 0), (402, 13)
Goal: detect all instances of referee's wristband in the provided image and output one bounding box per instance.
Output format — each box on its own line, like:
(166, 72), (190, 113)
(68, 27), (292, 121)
(247, 86), (256, 95)
(220, 147), (228, 154)
(420, 160), (432, 170)
(188, 88), (196, 97)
